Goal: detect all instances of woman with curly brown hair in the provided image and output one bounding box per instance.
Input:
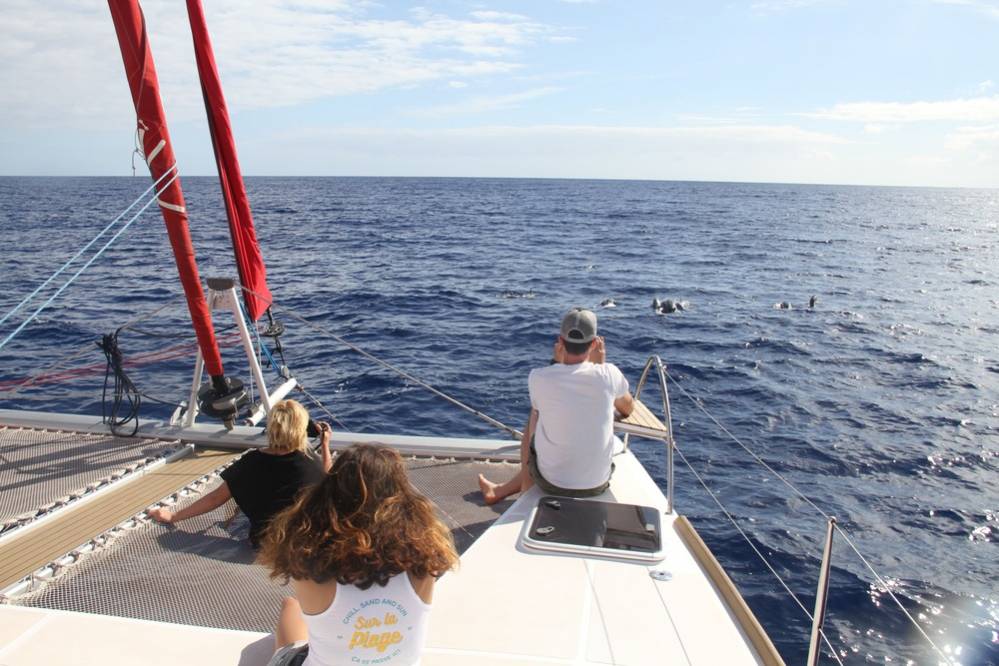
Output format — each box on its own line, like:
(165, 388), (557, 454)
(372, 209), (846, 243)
(259, 443), (459, 666)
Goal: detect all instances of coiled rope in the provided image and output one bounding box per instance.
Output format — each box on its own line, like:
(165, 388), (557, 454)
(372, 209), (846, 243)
(665, 373), (956, 666)
(0, 167), (179, 354)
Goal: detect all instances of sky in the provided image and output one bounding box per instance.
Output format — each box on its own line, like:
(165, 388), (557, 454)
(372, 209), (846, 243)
(1, 0), (998, 187)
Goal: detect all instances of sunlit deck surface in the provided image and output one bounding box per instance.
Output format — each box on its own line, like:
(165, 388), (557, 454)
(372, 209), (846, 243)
(0, 407), (783, 666)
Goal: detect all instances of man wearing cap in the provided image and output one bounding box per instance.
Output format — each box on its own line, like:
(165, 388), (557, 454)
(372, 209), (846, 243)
(478, 307), (634, 504)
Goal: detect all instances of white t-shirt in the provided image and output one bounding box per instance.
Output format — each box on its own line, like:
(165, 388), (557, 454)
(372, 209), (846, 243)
(302, 573), (432, 666)
(528, 361), (630, 490)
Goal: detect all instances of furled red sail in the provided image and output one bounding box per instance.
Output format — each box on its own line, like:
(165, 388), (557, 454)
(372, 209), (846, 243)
(185, 0), (272, 322)
(108, 0), (226, 379)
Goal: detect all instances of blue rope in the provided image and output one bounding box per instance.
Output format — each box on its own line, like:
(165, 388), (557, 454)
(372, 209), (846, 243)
(0, 167), (177, 329)
(0, 172), (179, 354)
(242, 297), (282, 377)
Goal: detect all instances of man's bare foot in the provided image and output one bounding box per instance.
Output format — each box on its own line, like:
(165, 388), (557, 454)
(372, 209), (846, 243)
(478, 474), (502, 505)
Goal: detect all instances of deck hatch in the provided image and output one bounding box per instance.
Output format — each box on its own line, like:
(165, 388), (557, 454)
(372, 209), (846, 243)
(521, 496), (665, 562)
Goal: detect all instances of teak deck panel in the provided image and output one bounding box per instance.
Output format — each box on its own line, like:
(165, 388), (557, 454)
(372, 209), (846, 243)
(620, 398), (669, 433)
(0, 449), (238, 590)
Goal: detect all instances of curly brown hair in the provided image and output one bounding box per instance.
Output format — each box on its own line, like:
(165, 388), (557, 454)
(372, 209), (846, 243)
(258, 444), (458, 589)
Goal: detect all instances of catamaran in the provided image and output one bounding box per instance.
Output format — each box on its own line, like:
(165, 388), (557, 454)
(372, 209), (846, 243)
(0, 3), (952, 665)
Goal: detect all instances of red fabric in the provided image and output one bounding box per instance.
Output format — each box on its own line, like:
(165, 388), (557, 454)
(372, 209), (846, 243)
(186, 0), (273, 322)
(108, 0), (225, 377)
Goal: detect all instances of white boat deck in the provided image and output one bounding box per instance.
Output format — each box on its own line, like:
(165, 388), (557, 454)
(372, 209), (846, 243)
(0, 410), (782, 665)
(424, 449), (768, 666)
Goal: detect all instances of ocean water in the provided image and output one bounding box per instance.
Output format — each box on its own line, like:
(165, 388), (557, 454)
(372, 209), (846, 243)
(0, 176), (996, 664)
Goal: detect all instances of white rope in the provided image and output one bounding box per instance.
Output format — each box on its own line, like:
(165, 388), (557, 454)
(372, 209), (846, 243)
(0, 167), (177, 329)
(667, 373), (956, 665)
(0, 170), (180, 354)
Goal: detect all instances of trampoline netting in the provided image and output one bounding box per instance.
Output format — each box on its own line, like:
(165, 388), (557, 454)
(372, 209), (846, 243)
(11, 456), (517, 633)
(0, 425), (178, 530)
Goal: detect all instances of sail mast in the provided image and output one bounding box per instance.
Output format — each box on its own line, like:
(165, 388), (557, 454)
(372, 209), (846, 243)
(107, 0), (227, 384)
(185, 0), (273, 322)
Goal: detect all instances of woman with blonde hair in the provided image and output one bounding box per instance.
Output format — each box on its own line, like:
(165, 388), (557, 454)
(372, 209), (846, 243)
(148, 399), (331, 549)
(259, 444), (459, 666)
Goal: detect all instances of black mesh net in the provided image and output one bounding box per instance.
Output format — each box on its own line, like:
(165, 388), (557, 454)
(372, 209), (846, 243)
(12, 456), (518, 632)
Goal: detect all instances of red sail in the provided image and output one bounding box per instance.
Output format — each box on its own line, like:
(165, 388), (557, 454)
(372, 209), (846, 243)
(185, 0), (273, 322)
(108, 0), (225, 378)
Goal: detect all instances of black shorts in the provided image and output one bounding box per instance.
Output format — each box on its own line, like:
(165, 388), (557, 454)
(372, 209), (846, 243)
(527, 441), (611, 498)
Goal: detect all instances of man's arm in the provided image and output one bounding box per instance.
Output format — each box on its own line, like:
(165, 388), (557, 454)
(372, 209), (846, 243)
(614, 392), (635, 418)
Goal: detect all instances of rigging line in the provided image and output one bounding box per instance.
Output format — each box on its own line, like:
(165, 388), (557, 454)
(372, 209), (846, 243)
(665, 371), (948, 658)
(243, 300), (283, 379)
(666, 373), (832, 521)
(0, 339), (96, 397)
(296, 382), (349, 431)
(0, 299), (182, 397)
(0, 301), (188, 396)
(257, 299), (522, 440)
(0, 171), (179, 355)
(831, 525), (956, 666)
(0, 166), (178, 329)
(673, 445), (846, 666)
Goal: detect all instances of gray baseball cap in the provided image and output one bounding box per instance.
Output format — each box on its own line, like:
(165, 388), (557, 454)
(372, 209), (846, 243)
(560, 307), (597, 343)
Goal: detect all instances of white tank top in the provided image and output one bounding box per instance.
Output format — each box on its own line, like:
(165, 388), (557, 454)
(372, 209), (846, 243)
(302, 573), (432, 666)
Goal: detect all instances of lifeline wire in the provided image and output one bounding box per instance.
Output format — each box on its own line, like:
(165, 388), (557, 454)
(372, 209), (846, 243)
(832, 524), (955, 666)
(667, 373), (956, 666)
(673, 445), (845, 665)
(245, 290), (522, 440)
(0, 170), (180, 354)
(295, 382), (349, 431)
(0, 167), (177, 329)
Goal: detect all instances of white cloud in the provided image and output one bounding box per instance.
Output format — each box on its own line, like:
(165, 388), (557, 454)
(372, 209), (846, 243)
(469, 11), (530, 22)
(0, 1), (561, 130)
(806, 96), (999, 123)
(945, 124), (999, 150)
(928, 0), (999, 20)
(978, 79), (995, 93)
(227, 123), (999, 187)
(448, 81), (469, 89)
(410, 87), (564, 115)
(750, 0), (829, 13)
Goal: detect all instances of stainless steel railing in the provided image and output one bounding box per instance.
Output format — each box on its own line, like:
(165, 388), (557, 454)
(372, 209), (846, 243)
(616, 355), (676, 514)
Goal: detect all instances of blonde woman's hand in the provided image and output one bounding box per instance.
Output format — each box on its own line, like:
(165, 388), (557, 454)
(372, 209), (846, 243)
(148, 507), (175, 524)
(318, 421), (334, 473)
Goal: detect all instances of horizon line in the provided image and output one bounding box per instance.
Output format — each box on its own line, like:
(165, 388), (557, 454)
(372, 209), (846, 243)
(0, 174), (994, 191)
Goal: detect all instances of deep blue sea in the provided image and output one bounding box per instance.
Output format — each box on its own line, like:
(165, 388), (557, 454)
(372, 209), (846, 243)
(1, 176), (996, 664)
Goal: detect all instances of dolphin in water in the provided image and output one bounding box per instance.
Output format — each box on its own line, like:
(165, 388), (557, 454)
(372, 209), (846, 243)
(653, 298), (681, 314)
(600, 298), (617, 309)
(808, 295), (818, 309)
(775, 301), (792, 310)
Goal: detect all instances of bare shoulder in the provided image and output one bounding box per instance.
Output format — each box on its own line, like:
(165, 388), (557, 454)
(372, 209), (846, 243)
(293, 578), (337, 616)
(406, 572), (436, 605)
